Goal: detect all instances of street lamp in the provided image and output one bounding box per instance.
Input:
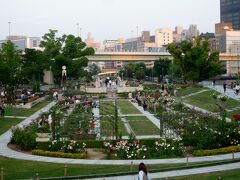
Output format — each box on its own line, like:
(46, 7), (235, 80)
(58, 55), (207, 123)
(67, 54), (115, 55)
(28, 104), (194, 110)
(62, 65), (67, 91)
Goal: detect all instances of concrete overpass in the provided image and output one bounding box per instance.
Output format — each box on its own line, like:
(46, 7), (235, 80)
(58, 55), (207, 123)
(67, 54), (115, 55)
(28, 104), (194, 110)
(87, 52), (240, 75)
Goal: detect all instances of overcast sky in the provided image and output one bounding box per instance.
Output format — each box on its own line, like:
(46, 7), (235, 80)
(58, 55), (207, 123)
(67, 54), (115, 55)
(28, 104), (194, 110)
(0, 0), (220, 42)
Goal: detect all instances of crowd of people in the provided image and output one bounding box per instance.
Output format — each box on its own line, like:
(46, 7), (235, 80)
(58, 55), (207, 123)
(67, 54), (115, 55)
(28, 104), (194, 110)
(213, 80), (240, 95)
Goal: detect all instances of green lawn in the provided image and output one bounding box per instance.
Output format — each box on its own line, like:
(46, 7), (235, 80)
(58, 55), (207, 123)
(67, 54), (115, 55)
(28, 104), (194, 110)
(100, 101), (115, 115)
(184, 90), (240, 112)
(0, 155), (238, 179)
(100, 119), (128, 137)
(5, 101), (51, 117)
(177, 86), (208, 97)
(0, 117), (23, 135)
(118, 100), (142, 114)
(155, 168), (240, 180)
(126, 116), (160, 135)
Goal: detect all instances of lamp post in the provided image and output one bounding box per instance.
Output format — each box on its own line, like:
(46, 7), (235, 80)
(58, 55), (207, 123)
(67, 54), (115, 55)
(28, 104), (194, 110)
(62, 65), (67, 92)
(76, 23), (80, 37)
(136, 26), (139, 52)
(8, 22), (11, 37)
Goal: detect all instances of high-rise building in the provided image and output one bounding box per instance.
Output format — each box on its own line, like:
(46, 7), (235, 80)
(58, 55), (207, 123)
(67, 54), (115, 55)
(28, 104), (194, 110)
(85, 32), (101, 51)
(187, 24), (199, 39)
(155, 28), (173, 47)
(220, 0), (240, 30)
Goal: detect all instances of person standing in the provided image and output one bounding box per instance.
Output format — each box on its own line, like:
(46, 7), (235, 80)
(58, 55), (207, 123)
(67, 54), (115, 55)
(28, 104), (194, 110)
(136, 162), (149, 180)
(223, 82), (227, 93)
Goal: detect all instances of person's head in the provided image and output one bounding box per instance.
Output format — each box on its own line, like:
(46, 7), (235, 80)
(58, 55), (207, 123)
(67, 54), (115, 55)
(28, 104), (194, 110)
(138, 162), (147, 175)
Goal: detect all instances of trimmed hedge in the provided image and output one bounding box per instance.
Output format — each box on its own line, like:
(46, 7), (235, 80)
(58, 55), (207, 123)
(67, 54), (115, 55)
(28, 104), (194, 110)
(193, 145), (240, 156)
(32, 150), (88, 159)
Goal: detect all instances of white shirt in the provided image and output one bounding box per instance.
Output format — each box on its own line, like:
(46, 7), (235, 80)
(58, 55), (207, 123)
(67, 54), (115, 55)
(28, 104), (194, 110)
(136, 171), (150, 180)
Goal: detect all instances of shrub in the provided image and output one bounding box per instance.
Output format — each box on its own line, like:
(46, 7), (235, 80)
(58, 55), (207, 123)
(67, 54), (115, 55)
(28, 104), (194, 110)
(32, 150), (88, 159)
(11, 128), (37, 150)
(193, 145), (240, 156)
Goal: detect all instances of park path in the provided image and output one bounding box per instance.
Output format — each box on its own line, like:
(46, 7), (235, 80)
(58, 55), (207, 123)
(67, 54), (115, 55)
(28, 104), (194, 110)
(1, 100), (240, 179)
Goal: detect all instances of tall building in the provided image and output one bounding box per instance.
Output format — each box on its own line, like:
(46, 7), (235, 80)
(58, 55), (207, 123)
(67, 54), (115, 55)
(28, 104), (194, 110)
(85, 33), (101, 51)
(220, 0), (240, 30)
(215, 22), (240, 53)
(187, 24), (199, 39)
(173, 26), (183, 43)
(155, 28), (173, 47)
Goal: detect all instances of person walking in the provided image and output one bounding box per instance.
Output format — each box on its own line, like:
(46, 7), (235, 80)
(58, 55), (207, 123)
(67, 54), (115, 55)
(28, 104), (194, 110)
(223, 82), (227, 93)
(136, 162), (149, 180)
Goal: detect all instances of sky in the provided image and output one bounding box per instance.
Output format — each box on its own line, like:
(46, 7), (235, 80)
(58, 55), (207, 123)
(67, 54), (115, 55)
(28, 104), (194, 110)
(0, 0), (220, 42)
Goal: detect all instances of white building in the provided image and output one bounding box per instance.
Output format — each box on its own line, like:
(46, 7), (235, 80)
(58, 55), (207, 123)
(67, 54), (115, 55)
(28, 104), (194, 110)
(155, 28), (173, 47)
(0, 36), (42, 51)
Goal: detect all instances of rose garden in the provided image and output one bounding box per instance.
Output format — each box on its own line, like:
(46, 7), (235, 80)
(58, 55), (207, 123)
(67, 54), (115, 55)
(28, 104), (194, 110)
(1, 31), (240, 179)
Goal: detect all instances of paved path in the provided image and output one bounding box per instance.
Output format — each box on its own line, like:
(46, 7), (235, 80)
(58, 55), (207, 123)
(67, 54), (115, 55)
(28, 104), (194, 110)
(87, 161), (240, 180)
(131, 101), (160, 129)
(3, 116), (28, 119)
(206, 85), (240, 100)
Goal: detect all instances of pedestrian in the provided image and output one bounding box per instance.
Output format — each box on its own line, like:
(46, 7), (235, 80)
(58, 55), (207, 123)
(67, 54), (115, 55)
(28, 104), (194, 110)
(0, 102), (5, 117)
(212, 80), (216, 87)
(236, 84), (240, 95)
(136, 162), (149, 180)
(223, 82), (227, 93)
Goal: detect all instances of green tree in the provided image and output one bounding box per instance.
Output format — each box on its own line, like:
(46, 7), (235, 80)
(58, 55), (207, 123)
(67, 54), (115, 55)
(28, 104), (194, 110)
(22, 49), (49, 90)
(0, 41), (25, 102)
(40, 30), (94, 85)
(153, 58), (171, 81)
(168, 39), (224, 82)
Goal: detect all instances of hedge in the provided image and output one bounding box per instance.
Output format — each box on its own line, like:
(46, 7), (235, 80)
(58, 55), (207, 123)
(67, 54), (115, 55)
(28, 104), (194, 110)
(36, 138), (163, 151)
(193, 145), (240, 156)
(32, 150), (88, 159)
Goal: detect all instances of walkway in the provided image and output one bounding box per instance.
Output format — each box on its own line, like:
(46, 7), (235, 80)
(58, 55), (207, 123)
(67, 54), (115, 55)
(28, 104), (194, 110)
(206, 85), (240, 100)
(1, 100), (240, 179)
(88, 161), (240, 180)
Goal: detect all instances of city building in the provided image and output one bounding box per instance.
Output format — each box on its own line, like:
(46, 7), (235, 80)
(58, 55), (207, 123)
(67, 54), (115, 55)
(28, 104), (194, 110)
(0, 36), (41, 51)
(103, 38), (125, 52)
(187, 24), (200, 39)
(85, 32), (101, 51)
(155, 28), (173, 47)
(173, 26), (183, 43)
(220, 0), (240, 30)
(215, 22), (240, 53)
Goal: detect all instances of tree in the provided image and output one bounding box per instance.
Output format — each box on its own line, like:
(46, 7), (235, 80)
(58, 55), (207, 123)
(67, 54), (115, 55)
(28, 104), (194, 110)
(153, 58), (171, 82)
(40, 30), (95, 85)
(0, 41), (25, 102)
(88, 63), (101, 76)
(168, 38), (224, 82)
(22, 49), (49, 90)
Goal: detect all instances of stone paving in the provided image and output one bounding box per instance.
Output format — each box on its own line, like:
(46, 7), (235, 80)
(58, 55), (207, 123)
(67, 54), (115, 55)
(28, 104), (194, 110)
(206, 85), (240, 100)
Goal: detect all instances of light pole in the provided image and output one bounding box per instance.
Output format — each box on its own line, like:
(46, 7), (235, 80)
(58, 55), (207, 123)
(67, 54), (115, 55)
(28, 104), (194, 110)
(136, 26), (139, 52)
(76, 23), (80, 37)
(8, 22), (11, 37)
(131, 30), (133, 52)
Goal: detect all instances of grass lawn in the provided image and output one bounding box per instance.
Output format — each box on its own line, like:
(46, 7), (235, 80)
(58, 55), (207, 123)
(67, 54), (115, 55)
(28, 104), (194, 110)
(118, 100), (142, 114)
(126, 116), (159, 135)
(154, 168), (240, 180)
(5, 101), (51, 117)
(177, 86), (208, 97)
(0, 155), (238, 179)
(100, 118), (128, 137)
(0, 117), (23, 135)
(184, 90), (240, 112)
(100, 101), (115, 115)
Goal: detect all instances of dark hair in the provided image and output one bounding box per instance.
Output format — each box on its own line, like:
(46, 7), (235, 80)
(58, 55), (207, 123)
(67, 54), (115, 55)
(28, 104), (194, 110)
(138, 162), (147, 175)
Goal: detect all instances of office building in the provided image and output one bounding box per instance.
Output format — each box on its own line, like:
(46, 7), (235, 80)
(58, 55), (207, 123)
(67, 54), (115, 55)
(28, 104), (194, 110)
(220, 0), (240, 30)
